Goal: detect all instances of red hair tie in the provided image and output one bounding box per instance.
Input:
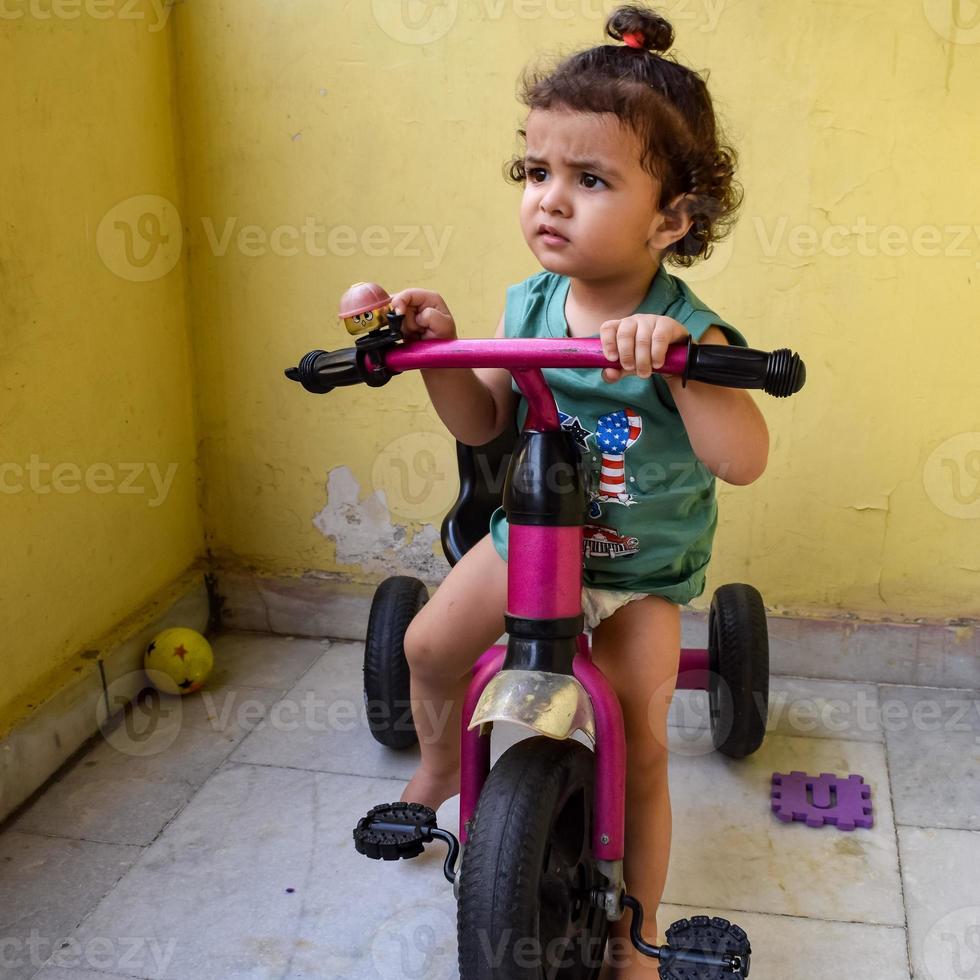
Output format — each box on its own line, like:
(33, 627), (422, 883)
(622, 31), (645, 49)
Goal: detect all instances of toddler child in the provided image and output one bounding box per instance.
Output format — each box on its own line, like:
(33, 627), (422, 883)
(390, 4), (769, 973)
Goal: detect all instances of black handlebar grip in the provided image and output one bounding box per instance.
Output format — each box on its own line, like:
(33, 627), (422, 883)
(284, 346), (396, 394)
(684, 343), (806, 398)
(284, 350), (338, 394)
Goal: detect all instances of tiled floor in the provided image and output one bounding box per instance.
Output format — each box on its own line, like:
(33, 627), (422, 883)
(1, 630), (977, 980)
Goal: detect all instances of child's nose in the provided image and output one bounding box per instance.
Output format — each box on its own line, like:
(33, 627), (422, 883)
(540, 183), (571, 214)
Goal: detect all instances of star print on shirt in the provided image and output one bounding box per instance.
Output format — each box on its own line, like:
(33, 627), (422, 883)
(557, 410), (592, 452)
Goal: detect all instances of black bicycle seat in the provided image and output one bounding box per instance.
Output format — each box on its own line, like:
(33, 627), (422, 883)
(440, 420), (518, 566)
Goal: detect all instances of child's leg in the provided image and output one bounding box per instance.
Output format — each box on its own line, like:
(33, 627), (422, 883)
(590, 594), (681, 975)
(399, 532), (509, 812)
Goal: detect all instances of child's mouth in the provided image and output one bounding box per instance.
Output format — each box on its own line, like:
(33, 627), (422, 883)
(539, 226), (570, 246)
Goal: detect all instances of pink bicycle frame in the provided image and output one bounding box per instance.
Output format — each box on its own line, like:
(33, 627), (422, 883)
(370, 337), (711, 864)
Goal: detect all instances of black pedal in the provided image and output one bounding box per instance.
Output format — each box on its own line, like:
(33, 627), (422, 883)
(660, 916), (751, 978)
(353, 802), (437, 861)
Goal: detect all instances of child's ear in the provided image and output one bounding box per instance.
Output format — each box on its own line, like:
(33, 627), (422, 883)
(647, 192), (695, 251)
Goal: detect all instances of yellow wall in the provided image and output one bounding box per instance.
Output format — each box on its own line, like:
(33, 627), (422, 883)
(3, 0), (977, 735)
(177, 0), (978, 622)
(0, 2), (204, 729)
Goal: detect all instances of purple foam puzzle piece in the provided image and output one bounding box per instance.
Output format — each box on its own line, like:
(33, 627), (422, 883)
(771, 771), (873, 831)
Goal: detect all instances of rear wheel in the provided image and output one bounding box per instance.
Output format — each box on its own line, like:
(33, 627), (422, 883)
(458, 736), (609, 979)
(708, 583), (769, 758)
(363, 575), (428, 749)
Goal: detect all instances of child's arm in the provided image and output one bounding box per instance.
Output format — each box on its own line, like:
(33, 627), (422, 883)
(422, 312), (517, 446)
(472, 312), (521, 444)
(599, 315), (769, 485)
(665, 326), (769, 486)
(390, 289), (518, 447)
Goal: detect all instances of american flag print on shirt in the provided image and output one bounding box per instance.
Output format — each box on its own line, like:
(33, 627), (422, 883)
(554, 401), (645, 561)
(593, 407), (643, 506)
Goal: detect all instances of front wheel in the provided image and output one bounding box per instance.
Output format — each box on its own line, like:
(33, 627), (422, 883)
(457, 736), (609, 979)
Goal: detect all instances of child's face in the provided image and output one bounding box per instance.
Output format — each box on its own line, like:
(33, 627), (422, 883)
(519, 108), (680, 279)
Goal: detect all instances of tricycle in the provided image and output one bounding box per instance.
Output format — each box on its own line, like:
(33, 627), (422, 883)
(285, 287), (805, 979)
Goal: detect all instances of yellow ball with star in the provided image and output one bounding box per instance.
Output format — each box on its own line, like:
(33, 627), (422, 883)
(144, 627), (214, 695)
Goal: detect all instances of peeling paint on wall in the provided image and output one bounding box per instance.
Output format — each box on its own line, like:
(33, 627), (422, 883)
(313, 466), (446, 580)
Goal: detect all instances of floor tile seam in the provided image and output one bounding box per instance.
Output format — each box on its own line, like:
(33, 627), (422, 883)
(183, 686), (293, 730)
(877, 684), (980, 756)
(88, 738), (274, 852)
(138, 740), (264, 848)
(663, 898), (909, 931)
(1, 829), (145, 851)
(196, 682), (292, 698)
(874, 680), (980, 695)
(209, 659), (329, 694)
(290, 639), (341, 688)
(31, 965), (154, 980)
(767, 675), (979, 695)
(68, 713), (268, 846)
(767, 673), (882, 687)
(881, 713), (915, 980)
(223, 759), (407, 782)
(894, 821), (979, 835)
(24, 850), (153, 980)
(761, 728), (885, 744)
(667, 724), (886, 743)
(29, 965), (153, 980)
(219, 626), (342, 644)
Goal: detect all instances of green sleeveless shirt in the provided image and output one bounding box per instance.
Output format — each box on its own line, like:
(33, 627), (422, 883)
(488, 266), (748, 605)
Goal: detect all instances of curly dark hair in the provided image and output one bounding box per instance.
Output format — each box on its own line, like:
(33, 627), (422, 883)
(505, 4), (742, 267)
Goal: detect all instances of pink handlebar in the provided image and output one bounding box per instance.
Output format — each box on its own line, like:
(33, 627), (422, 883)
(372, 336), (690, 376)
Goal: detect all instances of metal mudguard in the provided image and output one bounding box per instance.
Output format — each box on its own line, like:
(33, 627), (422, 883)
(467, 669), (596, 742)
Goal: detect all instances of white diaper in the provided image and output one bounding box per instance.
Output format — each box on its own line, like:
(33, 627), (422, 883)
(580, 585), (648, 631)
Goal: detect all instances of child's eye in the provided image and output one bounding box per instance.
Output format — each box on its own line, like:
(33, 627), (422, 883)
(525, 166), (607, 189)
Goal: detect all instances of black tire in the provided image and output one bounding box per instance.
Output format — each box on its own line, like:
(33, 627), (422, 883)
(458, 736), (609, 980)
(363, 575), (428, 749)
(708, 583), (769, 759)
